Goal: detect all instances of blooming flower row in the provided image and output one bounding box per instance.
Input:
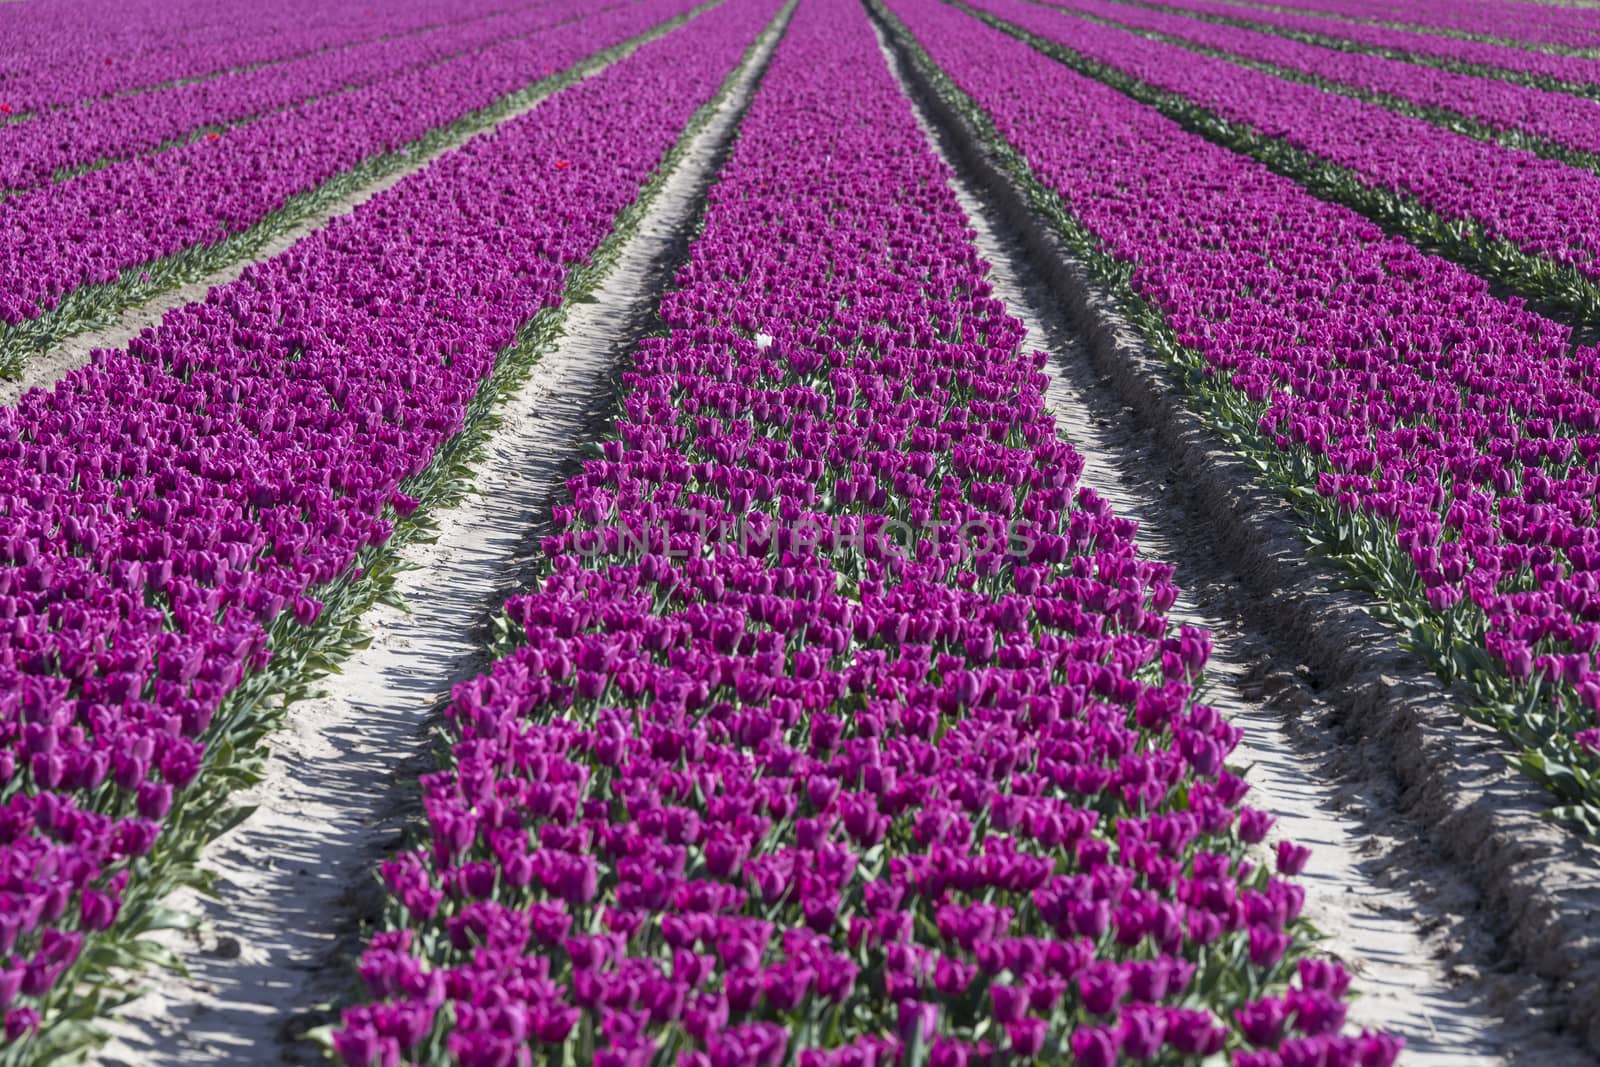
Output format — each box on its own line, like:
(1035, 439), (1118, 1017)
(0, 0), (771, 1048)
(1143, 0), (1600, 89)
(887, 0), (1600, 804)
(1258, 0), (1600, 48)
(0, 0), (700, 330)
(0, 0), (613, 192)
(0, 0), (527, 116)
(335, 1), (1399, 1065)
(1039, 0), (1600, 160)
(969, 0), (1600, 286)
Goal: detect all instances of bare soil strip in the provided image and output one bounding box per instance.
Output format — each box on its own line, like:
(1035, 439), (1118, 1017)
(873, 12), (1600, 1065)
(89, 9), (791, 1064)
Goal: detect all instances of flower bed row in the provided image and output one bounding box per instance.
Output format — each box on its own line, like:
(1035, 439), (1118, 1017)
(334, 0), (1398, 1064)
(1142, 0), (1600, 95)
(0, 0), (606, 192)
(1039, 0), (1600, 162)
(882, 0), (1600, 830)
(0, 1), (777, 1060)
(0, 0), (520, 116)
(1254, 0), (1600, 49)
(0, 0), (705, 379)
(967, 0), (1600, 313)
(1306, 0), (1600, 45)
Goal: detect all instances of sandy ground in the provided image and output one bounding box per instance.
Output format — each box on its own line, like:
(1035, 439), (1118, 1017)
(90, 10), (790, 1065)
(874, 17), (1595, 1066)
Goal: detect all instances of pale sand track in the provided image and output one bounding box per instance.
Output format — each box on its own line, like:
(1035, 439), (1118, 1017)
(90, 7), (792, 1063)
(875, 11), (1598, 1065)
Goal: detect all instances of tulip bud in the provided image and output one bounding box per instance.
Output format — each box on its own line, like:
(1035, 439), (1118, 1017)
(1276, 839), (1312, 876)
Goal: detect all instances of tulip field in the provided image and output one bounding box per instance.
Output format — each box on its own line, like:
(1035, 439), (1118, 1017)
(4, 0), (1600, 1064)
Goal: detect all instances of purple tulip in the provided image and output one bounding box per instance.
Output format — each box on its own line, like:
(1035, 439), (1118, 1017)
(1277, 840), (1313, 876)
(1249, 924), (1293, 967)
(1069, 1026), (1117, 1067)
(1237, 807), (1276, 844)
(1078, 961), (1129, 1016)
(989, 983), (1027, 1026)
(3, 1011), (40, 1045)
(1237, 997), (1292, 1048)
(1119, 1007), (1166, 1060)
(1007, 1017), (1048, 1058)
(896, 999), (938, 1046)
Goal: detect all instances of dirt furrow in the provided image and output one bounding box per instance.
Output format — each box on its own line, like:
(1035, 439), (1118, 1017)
(89, 8), (790, 1063)
(872, 11), (1598, 1065)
